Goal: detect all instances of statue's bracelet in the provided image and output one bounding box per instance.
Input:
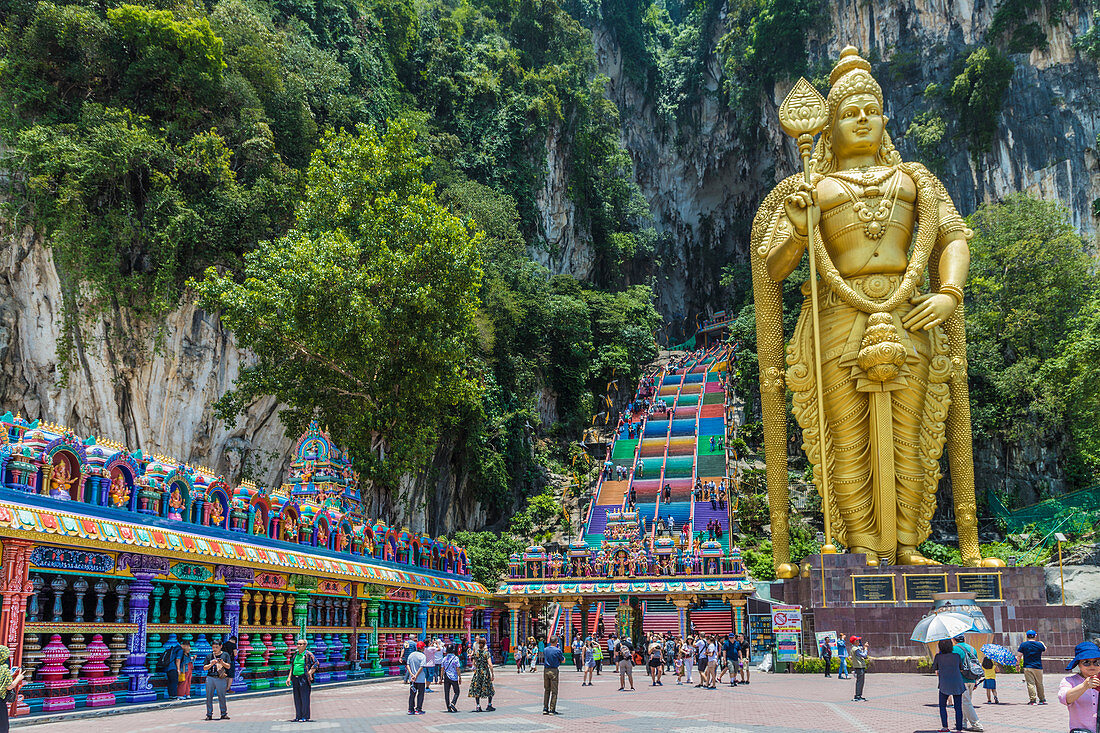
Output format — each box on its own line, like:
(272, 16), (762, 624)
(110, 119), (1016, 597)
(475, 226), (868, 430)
(938, 284), (964, 305)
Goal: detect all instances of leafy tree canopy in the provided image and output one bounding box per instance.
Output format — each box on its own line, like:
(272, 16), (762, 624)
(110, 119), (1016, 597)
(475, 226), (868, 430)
(193, 121), (484, 485)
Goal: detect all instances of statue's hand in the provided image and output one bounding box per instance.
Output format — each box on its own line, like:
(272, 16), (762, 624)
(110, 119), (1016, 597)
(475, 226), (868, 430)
(903, 292), (958, 332)
(783, 182), (819, 237)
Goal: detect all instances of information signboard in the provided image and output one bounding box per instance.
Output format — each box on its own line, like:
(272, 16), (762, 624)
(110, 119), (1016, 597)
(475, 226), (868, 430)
(852, 574), (896, 603)
(771, 604), (802, 633)
(903, 573), (948, 602)
(956, 572), (1003, 600)
(775, 632), (800, 662)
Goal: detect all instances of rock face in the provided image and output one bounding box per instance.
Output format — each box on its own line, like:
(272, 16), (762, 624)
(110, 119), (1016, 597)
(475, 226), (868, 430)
(0, 224), (293, 486)
(1046, 544), (1100, 639)
(3, 0), (1098, 531)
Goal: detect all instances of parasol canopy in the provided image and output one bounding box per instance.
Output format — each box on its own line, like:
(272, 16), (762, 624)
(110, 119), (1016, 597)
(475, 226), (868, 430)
(980, 644), (1016, 666)
(911, 612), (975, 643)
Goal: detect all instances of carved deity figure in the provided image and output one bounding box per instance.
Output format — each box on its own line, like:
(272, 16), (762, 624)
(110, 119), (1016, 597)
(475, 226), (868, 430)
(252, 513), (267, 536)
(48, 460), (76, 500)
(167, 487), (184, 520)
(280, 515), (297, 542)
(752, 47), (1003, 575)
(208, 500), (225, 527)
(108, 473), (130, 507)
(316, 524), (328, 547)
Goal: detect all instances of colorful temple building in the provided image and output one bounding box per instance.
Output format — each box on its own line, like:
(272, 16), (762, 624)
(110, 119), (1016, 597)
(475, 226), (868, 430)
(495, 347), (755, 651)
(0, 415), (493, 715)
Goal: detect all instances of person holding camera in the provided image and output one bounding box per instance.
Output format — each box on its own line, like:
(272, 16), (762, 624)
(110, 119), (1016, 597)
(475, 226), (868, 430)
(849, 636), (869, 701)
(202, 639), (232, 721)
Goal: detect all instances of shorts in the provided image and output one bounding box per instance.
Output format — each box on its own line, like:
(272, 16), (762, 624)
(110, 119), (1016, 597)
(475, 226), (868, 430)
(648, 659), (661, 670)
(983, 679), (996, 689)
(697, 659), (706, 673)
(617, 660), (633, 674)
(585, 661), (596, 670)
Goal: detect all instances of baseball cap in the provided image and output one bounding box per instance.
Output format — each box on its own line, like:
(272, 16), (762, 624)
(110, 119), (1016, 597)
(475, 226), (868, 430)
(417, 641), (426, 650)
(1026, 629), (1036, 636)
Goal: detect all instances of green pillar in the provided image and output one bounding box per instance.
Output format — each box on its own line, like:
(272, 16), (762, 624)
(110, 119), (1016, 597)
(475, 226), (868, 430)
(294, 590), (310, 639)
(366, 599), (383, 677)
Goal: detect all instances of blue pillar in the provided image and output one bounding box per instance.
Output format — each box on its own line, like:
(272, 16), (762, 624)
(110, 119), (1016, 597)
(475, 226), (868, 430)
(416, 591), (430, 641)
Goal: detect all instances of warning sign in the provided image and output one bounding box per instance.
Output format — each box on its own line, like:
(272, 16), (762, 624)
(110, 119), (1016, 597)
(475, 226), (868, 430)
(771, 604), (802, 633)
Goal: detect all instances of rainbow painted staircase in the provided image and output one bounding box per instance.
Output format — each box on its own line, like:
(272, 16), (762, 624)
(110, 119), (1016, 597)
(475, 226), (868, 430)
(580, 346), (734, 641)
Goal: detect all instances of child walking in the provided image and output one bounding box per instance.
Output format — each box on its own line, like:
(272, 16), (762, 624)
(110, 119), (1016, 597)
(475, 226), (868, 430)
(982, 657), (999, 704)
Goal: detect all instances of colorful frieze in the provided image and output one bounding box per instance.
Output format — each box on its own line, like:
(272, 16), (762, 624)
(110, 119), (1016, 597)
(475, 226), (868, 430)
(494, 577), (755, 596)
(29, 546), (114, 573)
(253, 572), (288, 590)
(169, 562), (213, 582)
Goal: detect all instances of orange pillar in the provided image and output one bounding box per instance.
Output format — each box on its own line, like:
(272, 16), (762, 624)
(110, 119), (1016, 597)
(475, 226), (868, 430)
(0, 539), (35, 715)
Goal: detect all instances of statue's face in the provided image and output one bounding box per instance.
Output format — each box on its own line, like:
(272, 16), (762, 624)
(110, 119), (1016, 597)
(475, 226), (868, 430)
(830, 92), (884, 159)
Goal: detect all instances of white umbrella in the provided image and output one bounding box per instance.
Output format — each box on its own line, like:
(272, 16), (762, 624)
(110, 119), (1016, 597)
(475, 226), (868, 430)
(910, 612), (975, 643)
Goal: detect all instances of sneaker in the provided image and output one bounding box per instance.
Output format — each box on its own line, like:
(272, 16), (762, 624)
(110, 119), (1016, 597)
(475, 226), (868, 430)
(204, 716), (212, 721)
(486, 706), (496, 712)
(415, 710), (425, 715)
(1027, 701), (1036, 705)
(551, 711), (561, 715)
(220, 715), (230, 720)
(474, 706), (482, 712)
(1038, 701), (1047, 705)
(543, 710), (549, 715)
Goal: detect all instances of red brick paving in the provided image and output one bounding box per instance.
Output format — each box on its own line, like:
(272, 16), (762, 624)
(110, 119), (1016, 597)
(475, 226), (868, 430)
(16, 666), (1076, 732)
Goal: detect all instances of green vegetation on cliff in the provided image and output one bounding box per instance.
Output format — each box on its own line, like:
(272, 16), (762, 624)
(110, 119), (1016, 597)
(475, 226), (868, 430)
(0, 0), (659, 525)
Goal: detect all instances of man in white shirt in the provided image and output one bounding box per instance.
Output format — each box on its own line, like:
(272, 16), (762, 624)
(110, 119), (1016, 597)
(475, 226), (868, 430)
(406, 641), (427, 715)
(423, 637), (438, 693)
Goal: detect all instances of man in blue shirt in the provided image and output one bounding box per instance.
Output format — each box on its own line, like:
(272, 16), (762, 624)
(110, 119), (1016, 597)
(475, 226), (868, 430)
(542, 637), (565, 715)
(721, 635), (739, 687)
(1017, 630), (1047, 705)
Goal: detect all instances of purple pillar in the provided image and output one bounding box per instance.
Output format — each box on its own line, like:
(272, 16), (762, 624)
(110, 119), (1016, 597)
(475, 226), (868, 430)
(216, 565), (254, 693)
(117, 553), (169, 703)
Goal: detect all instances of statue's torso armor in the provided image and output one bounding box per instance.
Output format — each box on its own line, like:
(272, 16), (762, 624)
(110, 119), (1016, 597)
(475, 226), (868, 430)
(816, 167), (916, 277)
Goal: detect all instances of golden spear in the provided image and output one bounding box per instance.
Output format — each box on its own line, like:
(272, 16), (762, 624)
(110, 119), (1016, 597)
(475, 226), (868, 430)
(778, 79), (837, 555)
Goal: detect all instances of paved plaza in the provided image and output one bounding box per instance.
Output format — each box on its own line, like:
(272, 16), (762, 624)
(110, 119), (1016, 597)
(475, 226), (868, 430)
(15, 666), (1075, 732)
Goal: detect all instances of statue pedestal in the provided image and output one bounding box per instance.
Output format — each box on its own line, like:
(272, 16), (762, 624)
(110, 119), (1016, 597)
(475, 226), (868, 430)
(772, 553), (1082, 670)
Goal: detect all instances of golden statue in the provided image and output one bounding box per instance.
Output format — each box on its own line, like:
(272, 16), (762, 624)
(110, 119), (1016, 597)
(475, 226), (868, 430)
(167, 487), (185, 520)
(252, 512), (267, 536)
(751, 47), (1004, 576)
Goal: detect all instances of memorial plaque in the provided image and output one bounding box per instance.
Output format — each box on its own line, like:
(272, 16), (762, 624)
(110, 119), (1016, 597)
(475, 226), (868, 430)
(903, 573), (948, 602)
(852, 574), (896, 604)
(957, 572), (1003, 600)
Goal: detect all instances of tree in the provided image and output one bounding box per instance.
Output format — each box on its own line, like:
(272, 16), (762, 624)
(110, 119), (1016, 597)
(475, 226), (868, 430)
(193, 120), (485, 489)
(965, 194), (1100, 486)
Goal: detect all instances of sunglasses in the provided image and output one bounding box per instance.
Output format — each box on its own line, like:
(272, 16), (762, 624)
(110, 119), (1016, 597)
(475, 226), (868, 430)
(1080, 660), (1100, 666)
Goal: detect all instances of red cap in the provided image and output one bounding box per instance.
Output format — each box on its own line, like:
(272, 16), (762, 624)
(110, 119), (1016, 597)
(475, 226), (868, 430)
(417, 641), (426, 650)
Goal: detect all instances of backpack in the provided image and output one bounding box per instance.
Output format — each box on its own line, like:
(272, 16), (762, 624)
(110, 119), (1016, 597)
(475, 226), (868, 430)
(157, 646), (175, 672)
(960, 647), (984, 682)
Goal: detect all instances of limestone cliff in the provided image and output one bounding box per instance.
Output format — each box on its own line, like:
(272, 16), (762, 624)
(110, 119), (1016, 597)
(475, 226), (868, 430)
(3, 0), (1098, 532)
(0, 223), (292, 485)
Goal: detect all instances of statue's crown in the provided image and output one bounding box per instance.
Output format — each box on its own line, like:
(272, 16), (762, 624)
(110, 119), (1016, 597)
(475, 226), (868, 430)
(827, 45), (882, 120)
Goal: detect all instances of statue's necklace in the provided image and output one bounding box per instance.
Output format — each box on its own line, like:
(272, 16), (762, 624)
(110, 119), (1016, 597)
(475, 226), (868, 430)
(829, 166), (900, 240)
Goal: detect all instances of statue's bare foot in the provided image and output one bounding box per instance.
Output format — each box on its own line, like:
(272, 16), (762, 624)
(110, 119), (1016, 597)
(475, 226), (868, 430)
(849, 547), (879, 566)
(897, 545), (938, 566)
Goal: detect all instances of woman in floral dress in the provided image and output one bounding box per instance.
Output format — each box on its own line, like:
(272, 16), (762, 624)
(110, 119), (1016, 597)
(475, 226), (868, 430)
(468, 637), (496, 712)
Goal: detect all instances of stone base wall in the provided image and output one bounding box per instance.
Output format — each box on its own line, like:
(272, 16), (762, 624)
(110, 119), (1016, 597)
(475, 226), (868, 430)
(772, 554), (1084, 663)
